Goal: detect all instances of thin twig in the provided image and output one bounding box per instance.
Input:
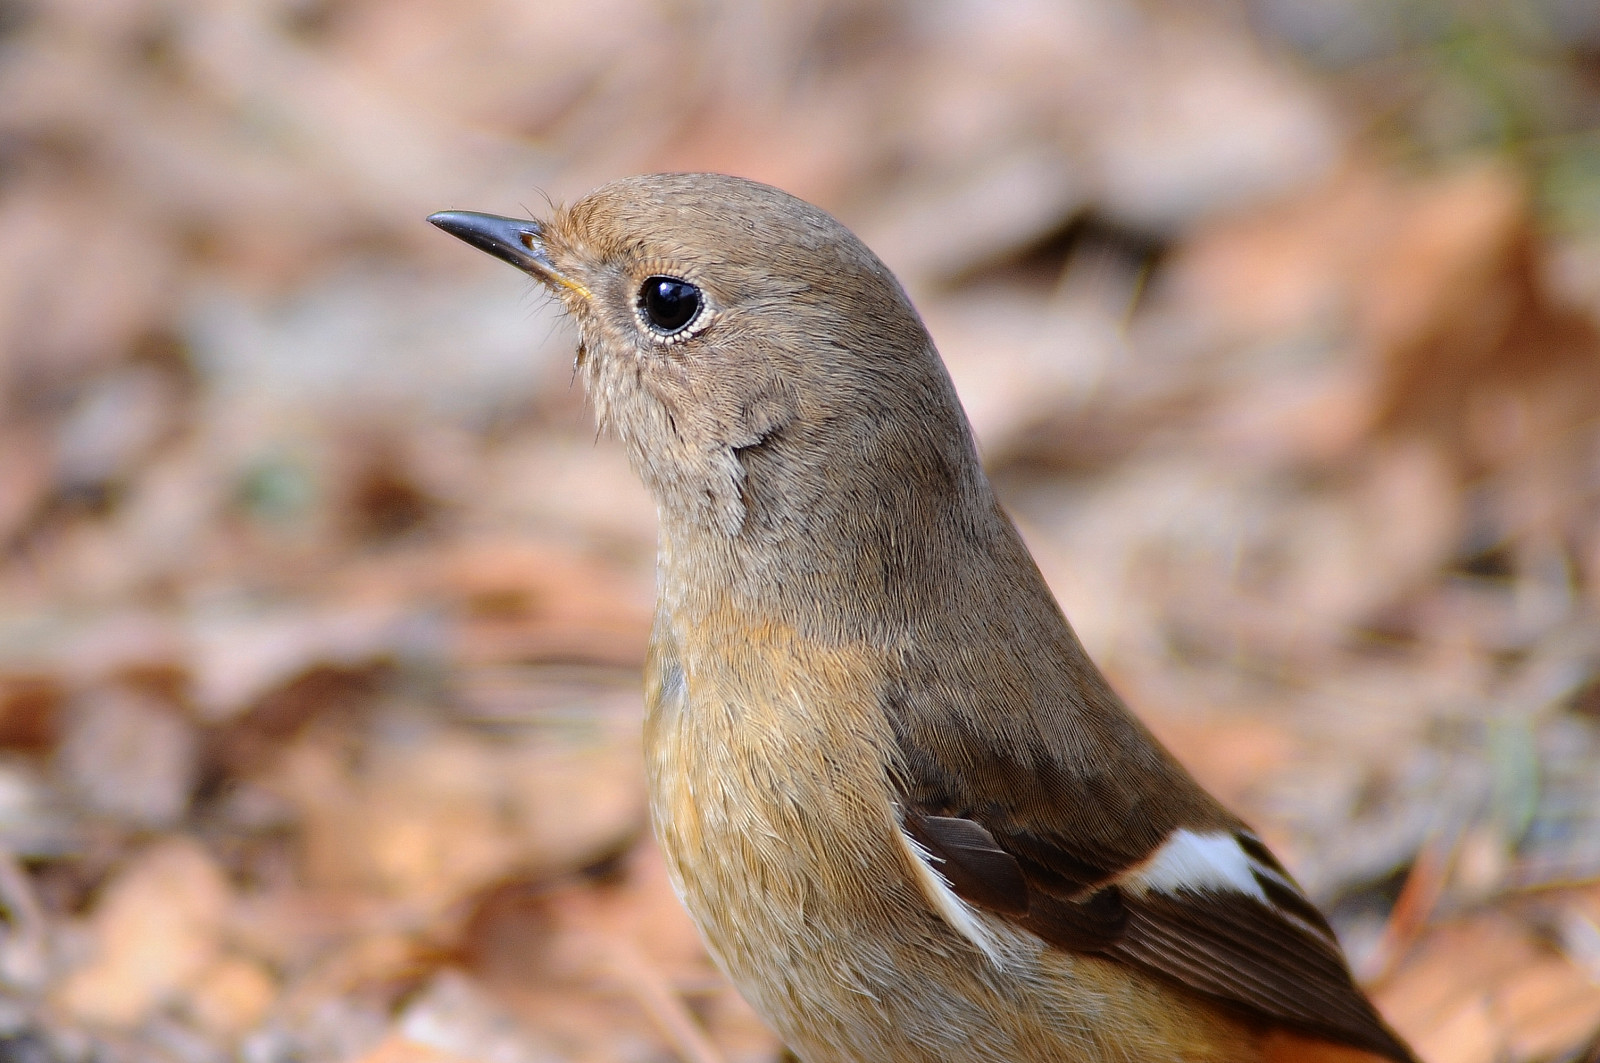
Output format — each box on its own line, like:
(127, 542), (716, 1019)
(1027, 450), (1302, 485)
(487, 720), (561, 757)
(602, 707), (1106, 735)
(0, 844), (47, 989)
(605, 939), (726, 1063)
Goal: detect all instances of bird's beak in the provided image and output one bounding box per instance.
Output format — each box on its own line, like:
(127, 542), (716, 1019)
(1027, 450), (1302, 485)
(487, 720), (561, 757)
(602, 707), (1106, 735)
(427, 210), (590, 297)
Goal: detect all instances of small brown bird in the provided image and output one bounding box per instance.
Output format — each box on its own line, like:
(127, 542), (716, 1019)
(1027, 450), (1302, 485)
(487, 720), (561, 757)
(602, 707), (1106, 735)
(429, 174), (1419, 1063)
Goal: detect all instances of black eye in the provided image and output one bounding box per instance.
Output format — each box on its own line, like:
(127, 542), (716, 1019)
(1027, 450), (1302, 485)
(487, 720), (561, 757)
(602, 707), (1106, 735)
(638, 276), (703, 335)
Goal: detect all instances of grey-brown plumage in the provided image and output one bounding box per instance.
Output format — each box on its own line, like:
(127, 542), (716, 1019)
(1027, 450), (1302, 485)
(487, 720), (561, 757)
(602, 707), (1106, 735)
(429, 173), (1419, 1063)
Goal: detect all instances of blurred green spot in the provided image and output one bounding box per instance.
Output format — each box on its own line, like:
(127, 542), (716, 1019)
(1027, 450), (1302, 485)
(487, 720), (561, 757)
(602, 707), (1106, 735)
(1488, 715), (1540, 847)
(236, 454), (317, 525)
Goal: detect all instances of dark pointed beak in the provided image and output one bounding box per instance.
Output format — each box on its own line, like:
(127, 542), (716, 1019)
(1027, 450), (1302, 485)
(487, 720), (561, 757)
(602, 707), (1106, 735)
(427, 210), (556, 276)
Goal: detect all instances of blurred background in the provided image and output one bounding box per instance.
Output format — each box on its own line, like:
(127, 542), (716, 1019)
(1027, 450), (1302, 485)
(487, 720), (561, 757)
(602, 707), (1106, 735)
(1, 1), (1600, 1061)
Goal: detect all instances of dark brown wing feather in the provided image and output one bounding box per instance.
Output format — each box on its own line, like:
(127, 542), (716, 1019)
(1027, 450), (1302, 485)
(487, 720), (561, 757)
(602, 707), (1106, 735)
(905, 800), (1416, 1063)
(1111, 891), (1411, 1060)
(902, 811), (1029, 916)
(885, 702), (1417, 1063)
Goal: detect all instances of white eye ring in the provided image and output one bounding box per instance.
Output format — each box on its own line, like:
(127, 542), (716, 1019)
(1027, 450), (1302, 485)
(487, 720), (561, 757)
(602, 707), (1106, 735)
(635, 275), (709, 342)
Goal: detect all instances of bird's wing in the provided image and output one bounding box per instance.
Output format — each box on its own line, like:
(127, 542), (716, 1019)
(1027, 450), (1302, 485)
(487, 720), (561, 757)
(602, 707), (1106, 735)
(889, 711), (1417, 1063)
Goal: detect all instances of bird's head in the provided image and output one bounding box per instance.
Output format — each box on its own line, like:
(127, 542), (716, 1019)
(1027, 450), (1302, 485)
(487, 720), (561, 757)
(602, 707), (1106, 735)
(431, 173), (974, 542)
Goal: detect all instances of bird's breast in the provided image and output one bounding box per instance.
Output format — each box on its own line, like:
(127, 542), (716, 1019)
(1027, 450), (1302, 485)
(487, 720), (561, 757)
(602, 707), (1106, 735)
(641, 608), (1019, 1061)
(642, 609), (911, 966)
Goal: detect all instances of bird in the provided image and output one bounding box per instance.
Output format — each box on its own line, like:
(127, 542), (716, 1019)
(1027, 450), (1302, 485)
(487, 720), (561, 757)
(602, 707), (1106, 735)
(428, 173), (1420, 1063)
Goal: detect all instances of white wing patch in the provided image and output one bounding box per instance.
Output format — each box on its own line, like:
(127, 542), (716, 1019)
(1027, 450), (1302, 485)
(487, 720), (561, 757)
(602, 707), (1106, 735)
(897, 827), (1018, 969)
(1122, 829), (1268, 900)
